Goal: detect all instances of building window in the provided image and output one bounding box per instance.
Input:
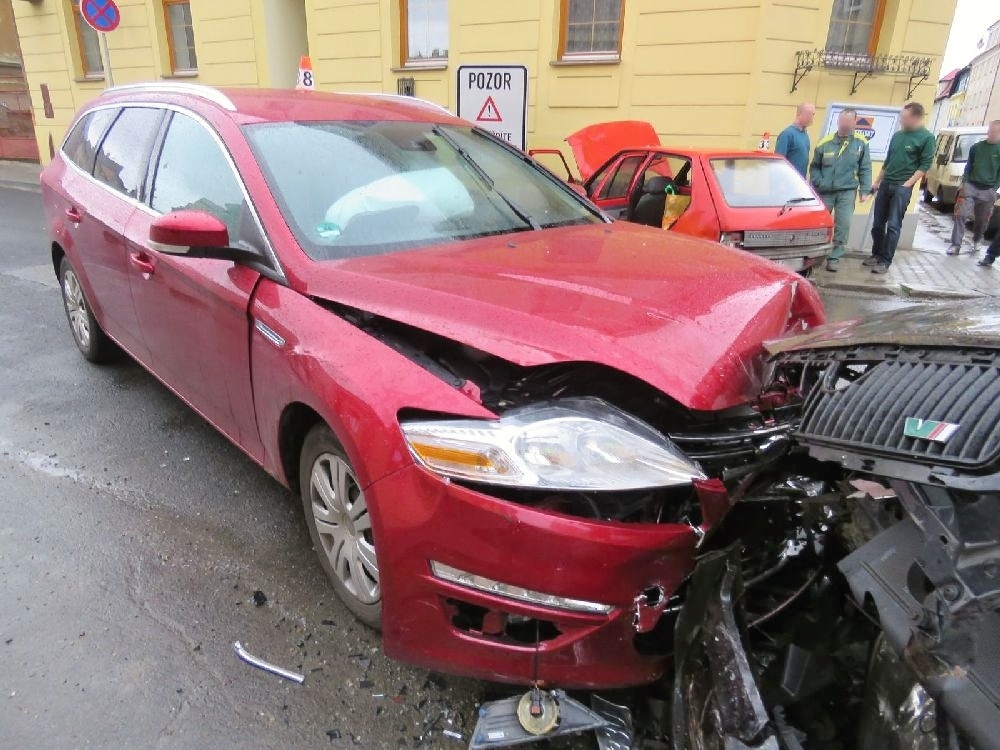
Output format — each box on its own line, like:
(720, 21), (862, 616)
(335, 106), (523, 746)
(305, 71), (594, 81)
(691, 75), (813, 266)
(401, 0), (448, 65)
(825, 0), (887, 56)
(72, 5), (104, 77)
(559, 0), (624, 60)
(163, 0), (198, 73)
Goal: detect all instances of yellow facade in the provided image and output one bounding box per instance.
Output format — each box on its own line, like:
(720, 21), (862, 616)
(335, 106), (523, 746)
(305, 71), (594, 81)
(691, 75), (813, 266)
(13, 0), (955, 167)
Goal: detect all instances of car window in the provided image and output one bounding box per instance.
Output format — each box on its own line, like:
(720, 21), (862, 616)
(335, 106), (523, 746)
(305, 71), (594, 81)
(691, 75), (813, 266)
(599, 154), (645, 200)
(952, 134), (981, 163)
(935, 135), (952, 159)
(150, 112), (248, 239)
(710, 157), (818, 208)
(644, 154), (692, 189)
(244, 120), (601, 261)
(62, 109), (117, 174)
(93, 107), (163, 200)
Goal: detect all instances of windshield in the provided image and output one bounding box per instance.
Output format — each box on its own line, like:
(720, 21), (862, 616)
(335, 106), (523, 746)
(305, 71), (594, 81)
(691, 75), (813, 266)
(709, 157), (818, 208)
(951, 134), (982, 163)
(244, 121), (602, 260)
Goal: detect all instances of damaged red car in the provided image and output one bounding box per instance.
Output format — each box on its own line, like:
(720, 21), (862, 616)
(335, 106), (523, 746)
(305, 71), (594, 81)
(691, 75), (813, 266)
(533, 120), (834, 275)
(42, 84), (824, 690)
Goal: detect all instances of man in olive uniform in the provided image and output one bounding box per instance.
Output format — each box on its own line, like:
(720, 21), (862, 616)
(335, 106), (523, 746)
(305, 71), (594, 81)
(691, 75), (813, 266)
(950, 120), (1000, 256)
(865, 102), (936, 274)
(809, 108), (872, 272)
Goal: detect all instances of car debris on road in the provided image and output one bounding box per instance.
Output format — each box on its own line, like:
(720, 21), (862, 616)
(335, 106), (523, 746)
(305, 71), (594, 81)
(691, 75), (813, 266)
(233, 641), (305, 685)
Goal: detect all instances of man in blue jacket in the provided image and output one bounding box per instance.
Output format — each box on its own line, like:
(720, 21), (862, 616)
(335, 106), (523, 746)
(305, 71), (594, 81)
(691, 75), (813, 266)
(809, 108), (872, 272)
(775, 103), (816, 176)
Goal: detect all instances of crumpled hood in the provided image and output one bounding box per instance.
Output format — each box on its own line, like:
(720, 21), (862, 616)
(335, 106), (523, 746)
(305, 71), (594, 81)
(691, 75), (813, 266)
(302, 223), (825, 411)
(766, 298), (1000, 355)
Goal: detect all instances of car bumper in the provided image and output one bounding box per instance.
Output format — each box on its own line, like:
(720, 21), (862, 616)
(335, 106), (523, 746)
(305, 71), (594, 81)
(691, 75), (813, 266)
(371, 463), (701, 688)
(752, 243), (832, 272)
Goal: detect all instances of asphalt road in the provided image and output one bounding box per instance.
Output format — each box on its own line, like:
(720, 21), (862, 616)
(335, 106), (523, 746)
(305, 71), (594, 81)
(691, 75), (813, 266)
(0, 184), (916, 749)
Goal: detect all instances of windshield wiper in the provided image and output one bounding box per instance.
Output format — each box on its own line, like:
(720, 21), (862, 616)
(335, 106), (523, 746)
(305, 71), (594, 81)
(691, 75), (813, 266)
(779, 196), (814, 216)
(431, 126), (540, 231)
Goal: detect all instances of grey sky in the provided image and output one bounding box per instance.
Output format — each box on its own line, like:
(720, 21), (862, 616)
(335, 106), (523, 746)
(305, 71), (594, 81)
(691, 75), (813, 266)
(941, 0), (1000, 73)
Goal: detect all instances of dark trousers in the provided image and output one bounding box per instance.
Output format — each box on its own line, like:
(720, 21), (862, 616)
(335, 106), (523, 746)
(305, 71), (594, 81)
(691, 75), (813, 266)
(871, 182), (912, 265)
(987, 232), (1000, 261)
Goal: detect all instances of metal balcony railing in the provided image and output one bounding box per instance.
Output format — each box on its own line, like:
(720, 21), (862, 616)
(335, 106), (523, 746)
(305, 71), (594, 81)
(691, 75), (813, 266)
(791, 49), (933, 99)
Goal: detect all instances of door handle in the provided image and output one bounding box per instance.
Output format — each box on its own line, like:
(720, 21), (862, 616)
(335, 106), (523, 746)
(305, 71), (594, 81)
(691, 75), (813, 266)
(65, 207), (82, 224)
(129, 251), (156, 276)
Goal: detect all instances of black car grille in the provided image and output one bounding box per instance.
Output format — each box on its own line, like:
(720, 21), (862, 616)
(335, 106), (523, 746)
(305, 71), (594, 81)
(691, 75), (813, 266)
(669, 420), (798, 480)
(798, 357), (1000, 470)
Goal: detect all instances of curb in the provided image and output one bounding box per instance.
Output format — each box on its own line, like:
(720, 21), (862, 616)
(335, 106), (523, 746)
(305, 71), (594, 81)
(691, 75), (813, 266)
(898, 283), (988, 300)
(815, 278), (900, 297)
(0, 178), (41, 194)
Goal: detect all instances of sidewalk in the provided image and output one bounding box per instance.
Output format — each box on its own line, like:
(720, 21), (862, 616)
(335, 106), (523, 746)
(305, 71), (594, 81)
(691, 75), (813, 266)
(813, 204), (1000, 300)
(0, 159), (41, 193)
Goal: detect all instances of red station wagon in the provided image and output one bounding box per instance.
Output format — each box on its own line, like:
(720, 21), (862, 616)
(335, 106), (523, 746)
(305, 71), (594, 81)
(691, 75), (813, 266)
(42, 84), (825, 689)
(534, 121), (834, 275)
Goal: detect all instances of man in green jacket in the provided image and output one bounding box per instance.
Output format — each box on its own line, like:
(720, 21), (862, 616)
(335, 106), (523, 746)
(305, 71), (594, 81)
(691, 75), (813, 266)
(809, 108), (872, 272)
(865, 102), (936, 273)
(950, 120), (1000, 256)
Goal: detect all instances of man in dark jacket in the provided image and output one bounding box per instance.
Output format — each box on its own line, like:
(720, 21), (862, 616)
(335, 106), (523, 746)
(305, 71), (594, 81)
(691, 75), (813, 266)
(865, 102), (936, 274)
(951, 120), (1000, 256)
(809, 108), (872, 272)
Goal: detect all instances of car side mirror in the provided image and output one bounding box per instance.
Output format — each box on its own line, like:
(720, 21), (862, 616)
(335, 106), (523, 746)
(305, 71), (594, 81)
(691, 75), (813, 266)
(150, 211), (230, 255)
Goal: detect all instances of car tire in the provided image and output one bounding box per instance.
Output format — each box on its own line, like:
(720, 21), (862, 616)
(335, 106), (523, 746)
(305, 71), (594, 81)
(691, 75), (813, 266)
(936, 188), (953, 213)
(58, 256), (116, 364)
(299, 423), (382, 629)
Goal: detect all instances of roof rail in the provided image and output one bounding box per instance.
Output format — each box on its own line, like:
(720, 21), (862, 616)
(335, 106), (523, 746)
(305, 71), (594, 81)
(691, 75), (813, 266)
(362, 92), (452, 116)
(104, 82), (237, 112)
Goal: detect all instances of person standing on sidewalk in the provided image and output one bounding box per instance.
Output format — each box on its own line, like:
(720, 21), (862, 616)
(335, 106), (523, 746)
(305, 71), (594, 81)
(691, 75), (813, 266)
(809, 109), (872, 272)
(865, 102), (936, 274)
(775, 103), (816, 177)
(948, 120), (1000, 256)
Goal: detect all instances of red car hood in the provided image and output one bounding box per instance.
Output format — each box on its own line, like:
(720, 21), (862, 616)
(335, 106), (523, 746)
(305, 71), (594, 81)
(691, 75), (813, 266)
(566, 120), (661, 181)
(300, 224), (824, 412)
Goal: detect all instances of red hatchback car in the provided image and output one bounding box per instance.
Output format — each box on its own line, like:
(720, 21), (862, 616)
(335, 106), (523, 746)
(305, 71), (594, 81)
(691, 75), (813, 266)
(534, 121), (834, 274)
(43, 83), (825, 689)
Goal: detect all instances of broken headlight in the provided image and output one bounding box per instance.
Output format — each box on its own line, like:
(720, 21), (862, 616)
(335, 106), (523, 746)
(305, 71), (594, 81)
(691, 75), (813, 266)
(400, 397), (705, 491)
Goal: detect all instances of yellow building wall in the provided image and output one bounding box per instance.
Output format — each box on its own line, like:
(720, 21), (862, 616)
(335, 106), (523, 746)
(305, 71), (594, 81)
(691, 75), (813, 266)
(14, 0), (955, 168)
(12, 0), (307, 162)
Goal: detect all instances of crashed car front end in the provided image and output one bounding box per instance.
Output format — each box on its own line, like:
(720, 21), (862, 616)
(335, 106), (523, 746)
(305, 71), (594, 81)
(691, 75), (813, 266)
(670, 302), (1000, 749)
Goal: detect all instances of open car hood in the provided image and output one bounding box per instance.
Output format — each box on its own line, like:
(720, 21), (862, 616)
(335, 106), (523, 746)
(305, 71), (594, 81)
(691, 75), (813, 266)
(766, 298), (1000, 355)
(566, 120), (661, 181)
(301, 223), (824, 412)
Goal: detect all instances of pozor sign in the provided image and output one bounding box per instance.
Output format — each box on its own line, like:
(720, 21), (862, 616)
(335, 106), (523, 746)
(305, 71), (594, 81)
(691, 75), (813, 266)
(457, 65), (527, 150)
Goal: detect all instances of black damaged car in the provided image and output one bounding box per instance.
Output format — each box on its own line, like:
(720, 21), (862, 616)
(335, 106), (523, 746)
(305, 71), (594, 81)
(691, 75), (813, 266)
(670, 300), (1000, 750)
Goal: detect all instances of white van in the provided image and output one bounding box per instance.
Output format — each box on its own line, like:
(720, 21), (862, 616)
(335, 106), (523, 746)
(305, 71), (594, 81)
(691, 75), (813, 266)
(922, 126), (988, 208)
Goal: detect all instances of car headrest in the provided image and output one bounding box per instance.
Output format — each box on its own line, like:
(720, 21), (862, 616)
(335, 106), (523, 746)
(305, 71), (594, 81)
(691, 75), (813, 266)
(643, 176), (672, 195)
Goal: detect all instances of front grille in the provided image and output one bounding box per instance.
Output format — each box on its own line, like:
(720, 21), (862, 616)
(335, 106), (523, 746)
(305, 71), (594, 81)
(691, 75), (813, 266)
(798, 358), (1000, 470)
(742, 228), (829, 248)
(669, 420), (797, 479)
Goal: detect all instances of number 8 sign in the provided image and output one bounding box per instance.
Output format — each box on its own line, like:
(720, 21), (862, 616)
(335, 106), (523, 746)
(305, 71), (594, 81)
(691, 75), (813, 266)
(296, 56), (315, 91)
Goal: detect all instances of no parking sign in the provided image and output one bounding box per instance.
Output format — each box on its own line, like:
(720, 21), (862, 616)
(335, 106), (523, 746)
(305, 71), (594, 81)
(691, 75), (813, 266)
(80, 0), (121, 32)
(457, 65), (527, 150)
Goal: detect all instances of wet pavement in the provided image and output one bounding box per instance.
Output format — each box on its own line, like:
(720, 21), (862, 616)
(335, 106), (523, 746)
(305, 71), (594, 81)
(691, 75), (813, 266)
(812, 203), (1000, 299)
(0, 179), (952, 748)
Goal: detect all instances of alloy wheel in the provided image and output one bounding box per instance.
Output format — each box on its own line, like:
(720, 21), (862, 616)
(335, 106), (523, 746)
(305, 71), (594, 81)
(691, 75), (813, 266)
(62, 269), (91, 351)
(308, 453), (379, 604)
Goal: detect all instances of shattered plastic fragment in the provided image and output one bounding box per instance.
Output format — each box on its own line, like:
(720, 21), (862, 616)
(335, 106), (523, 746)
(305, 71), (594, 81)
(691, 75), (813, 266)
(470, 690), (607, 749)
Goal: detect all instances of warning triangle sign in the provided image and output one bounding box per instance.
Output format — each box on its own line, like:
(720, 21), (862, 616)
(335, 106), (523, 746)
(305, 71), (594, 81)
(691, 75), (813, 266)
(476, 96), (503, 123)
